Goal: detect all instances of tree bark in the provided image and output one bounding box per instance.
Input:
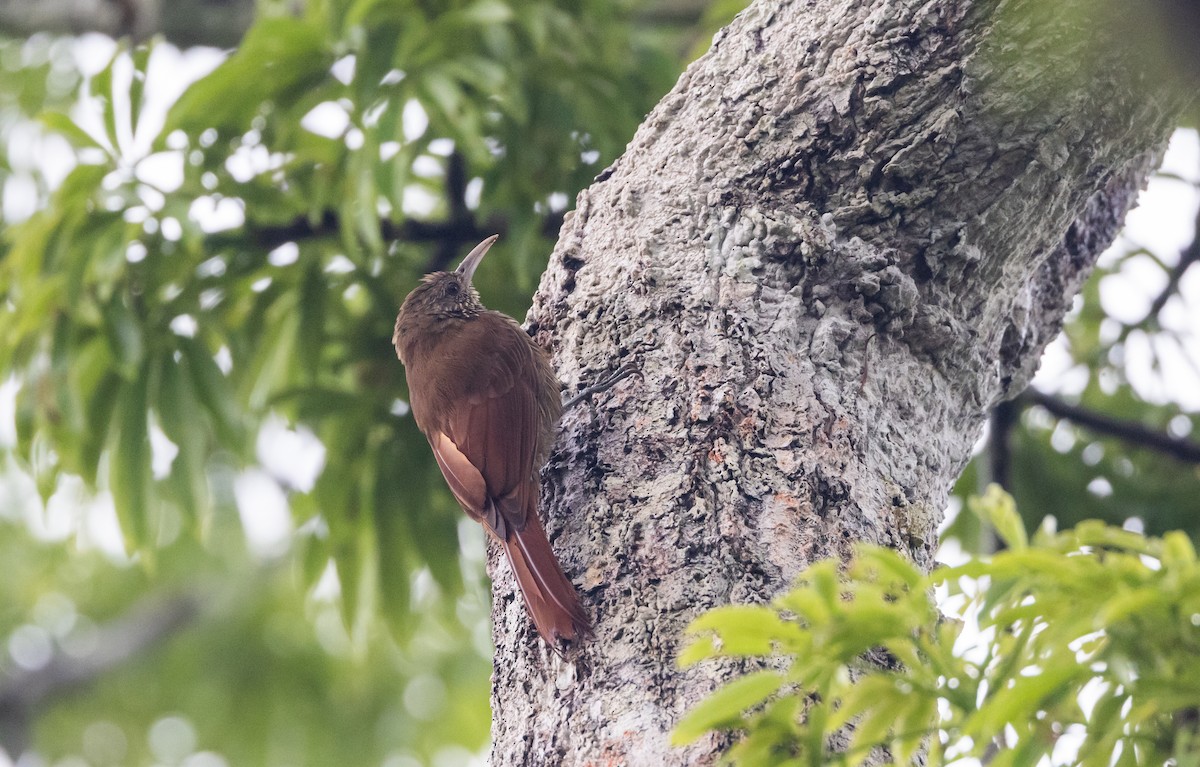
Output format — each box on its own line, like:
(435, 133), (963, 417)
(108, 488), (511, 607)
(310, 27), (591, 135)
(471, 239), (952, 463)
(487, 0), (1180, 764)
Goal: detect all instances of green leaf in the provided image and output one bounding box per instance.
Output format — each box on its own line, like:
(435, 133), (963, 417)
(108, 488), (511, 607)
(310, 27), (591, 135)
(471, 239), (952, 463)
(849, 544), (925, 591)
(775, 562), (838, 625)
(296, 260), (326, 381)
(102, 292), (144, 379)
(271, 387), (363, 421)
(129, 42), (152, 135)
(165, 18), (332, 134)
(1161, 531), (1197, 570)
(331, 494), (379, 644)
(965, 664), (1082, 741)
(671, 670), (785, 746)
(1098, 587), (1168, 625)
(830, 604), (914, 656)
(91, 45), (122, 152)
(110, 368), (153, 552)
(157, 354), (211, 527)
(49, 316), (85, 437)
(11, 381), (33, 462)
(419, 69), (465, 124)
(373, 438), (426, 638)
(969, 484), (1027, 550)
(27, 430), (59, 501)
(678, 634), (719, 667)
(1071, 520), (1157, 555)
(458, 0), (514, 25)
(826, 675), (902, 731)
(179, 336), (245, 450)
(891, 691), (937, 765)
(242, 294), (300, 410)
(726, 700), (803, 767)
(7, 276), (66, 357)
(80, 372), (121, 486)
(333, 528), (363, 635)
(40, 111), (105, 152)
(846, 692), (903, 764)
(686, 605), (797, 657)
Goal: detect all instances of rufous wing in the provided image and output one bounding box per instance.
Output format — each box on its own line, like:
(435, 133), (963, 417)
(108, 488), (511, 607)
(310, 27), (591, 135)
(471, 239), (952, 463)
(424, 315), (543, 534)
(429, 430), (487, 522)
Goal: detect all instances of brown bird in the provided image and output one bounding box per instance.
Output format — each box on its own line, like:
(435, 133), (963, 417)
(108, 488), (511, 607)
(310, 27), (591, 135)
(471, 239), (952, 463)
(392, 235), (592, 647)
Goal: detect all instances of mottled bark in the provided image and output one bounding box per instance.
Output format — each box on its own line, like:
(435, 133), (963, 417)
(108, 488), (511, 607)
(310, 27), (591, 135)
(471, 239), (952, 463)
(485, 0), (1180, 764)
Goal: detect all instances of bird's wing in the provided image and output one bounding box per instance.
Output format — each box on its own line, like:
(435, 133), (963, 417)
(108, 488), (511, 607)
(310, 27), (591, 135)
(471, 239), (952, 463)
(428, 430), (487, 516)
(427, 316), (543, 538)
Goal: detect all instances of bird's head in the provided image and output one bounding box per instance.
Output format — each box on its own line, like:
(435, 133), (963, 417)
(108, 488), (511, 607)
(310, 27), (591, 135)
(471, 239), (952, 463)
(393, 235), (497, 348)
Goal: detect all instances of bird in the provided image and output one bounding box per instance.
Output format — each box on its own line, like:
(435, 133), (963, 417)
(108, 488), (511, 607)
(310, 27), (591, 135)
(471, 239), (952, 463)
(392, 234), (592, 648)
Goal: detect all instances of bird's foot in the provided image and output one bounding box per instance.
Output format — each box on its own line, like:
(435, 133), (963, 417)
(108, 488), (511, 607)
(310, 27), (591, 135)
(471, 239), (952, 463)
(561, 362), (639, 411)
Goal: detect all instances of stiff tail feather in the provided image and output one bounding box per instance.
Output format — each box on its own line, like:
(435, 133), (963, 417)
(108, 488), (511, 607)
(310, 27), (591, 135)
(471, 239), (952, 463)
(502, 509), (592, 647)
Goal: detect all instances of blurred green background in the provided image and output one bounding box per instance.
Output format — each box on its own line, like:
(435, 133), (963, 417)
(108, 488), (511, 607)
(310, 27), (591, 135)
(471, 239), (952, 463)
(0, 0), (1197, 764)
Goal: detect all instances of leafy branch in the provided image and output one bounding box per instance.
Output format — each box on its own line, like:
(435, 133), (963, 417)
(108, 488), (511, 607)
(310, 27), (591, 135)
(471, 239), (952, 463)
(674, 486), (1200, 766)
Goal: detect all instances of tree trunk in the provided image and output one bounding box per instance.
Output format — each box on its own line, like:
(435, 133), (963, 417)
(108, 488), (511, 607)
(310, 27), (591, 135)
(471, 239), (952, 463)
(487, 0), (1180, 764)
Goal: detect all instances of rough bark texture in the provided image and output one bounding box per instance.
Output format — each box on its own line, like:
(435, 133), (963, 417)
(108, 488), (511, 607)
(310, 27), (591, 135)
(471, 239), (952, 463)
(487, 0), (1180, 764)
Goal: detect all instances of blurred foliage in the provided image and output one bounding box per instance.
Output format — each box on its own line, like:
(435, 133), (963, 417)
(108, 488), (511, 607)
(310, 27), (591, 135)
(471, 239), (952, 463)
(0, 0), (696, 764)
(675, 486), (1200, 766)
(0, 508), (492, 765)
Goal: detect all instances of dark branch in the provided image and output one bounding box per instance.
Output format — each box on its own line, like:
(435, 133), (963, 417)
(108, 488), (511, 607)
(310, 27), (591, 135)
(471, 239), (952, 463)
(0, 592), (202, 756)
(1018, 388), (1200, 464)
(425, 151), (475, 273)
(205, 206), (566, 268)
(632, 0), (709, 26)
(1139, 195), (1200, 328)
(0, 0), (254, 48)
(987, 398), (1019, 489)
(207, 211), (496, 256)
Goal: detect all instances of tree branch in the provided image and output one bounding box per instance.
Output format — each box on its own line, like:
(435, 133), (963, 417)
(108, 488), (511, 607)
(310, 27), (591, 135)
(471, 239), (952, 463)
(206, 208), (567, 266)
(0, 592), (202, 756)
(987, 399), (1020, 490)
(1018, 388), (1200, 464)
(206, 211), (493, 254)
(1139, 190), (1200, 328)
(424, 151), (475, 273)
(0, 0), (255, 48)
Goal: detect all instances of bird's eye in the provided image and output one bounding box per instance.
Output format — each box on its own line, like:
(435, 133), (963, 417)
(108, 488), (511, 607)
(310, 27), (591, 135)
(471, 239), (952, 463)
(445, 281), (461, 297)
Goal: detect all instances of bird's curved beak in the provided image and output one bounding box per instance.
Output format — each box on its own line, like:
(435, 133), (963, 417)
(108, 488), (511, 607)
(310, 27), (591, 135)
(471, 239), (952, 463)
(455, 234), (499, 286)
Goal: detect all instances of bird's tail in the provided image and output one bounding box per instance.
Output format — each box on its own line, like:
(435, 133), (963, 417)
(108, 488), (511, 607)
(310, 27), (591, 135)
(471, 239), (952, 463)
(502, 505), (593, 647)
